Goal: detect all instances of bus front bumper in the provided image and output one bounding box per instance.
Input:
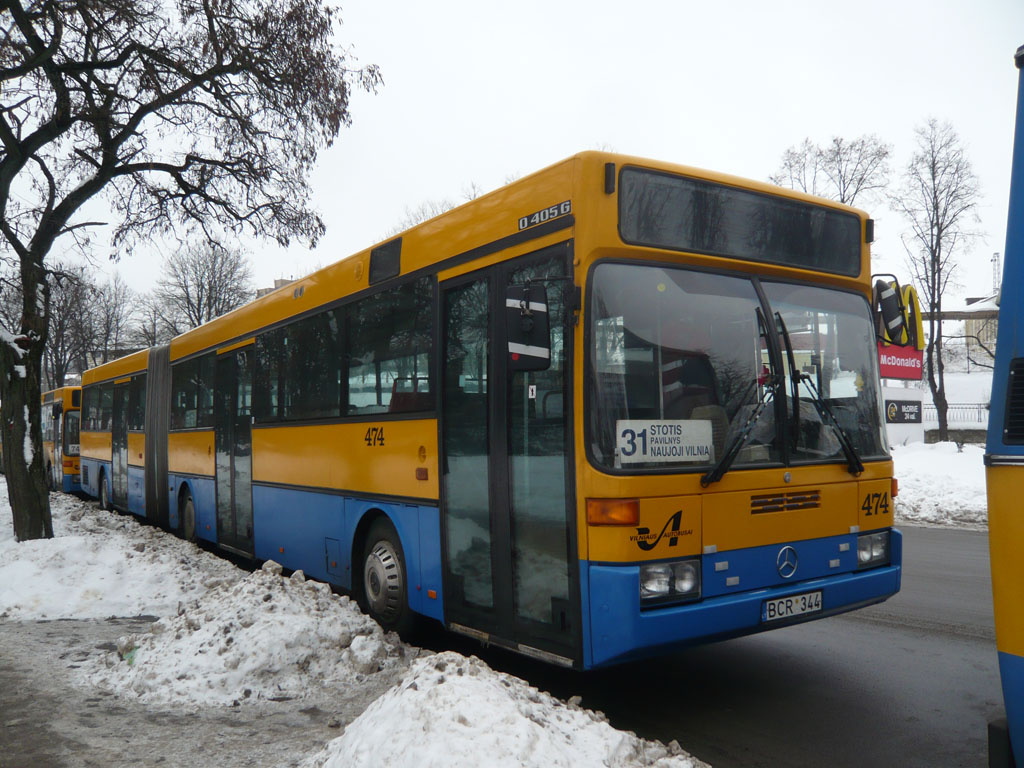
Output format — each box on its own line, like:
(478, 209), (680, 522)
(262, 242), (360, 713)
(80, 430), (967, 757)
(585, 529), (902, 669)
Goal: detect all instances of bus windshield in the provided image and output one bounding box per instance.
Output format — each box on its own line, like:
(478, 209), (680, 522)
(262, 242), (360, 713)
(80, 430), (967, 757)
(762, 280), (887, 465)
(588, 262), (887, 472)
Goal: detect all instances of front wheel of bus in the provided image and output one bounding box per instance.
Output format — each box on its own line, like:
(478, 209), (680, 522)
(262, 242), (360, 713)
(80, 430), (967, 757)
(361, 518), (413, 634)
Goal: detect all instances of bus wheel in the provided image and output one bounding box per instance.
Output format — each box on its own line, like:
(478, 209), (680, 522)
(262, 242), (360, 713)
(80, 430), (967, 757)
(99, 473), (112, 512)
(180, 490), (197, 542)
(361, 518), (412, 634)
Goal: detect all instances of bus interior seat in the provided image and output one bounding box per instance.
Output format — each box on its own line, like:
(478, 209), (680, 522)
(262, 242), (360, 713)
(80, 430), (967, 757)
(389, 377), (432, 413)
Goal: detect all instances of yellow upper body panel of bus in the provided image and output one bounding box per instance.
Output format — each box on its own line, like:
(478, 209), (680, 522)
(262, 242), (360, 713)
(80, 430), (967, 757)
(82, 349), (149, 385)
(41, 385), (82, 408)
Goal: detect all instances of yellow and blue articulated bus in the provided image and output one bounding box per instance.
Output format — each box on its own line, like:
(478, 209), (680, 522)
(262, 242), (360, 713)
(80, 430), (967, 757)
(80, 151), (904, 669)
(986, 43), (1024, 768)
(41, 386), (81, 493)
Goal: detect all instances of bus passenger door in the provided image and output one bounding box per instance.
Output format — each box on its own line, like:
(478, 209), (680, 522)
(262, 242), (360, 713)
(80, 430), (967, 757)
(111, 383), (129, 508)
(215, 348), (255, 556)
(51, 403), (64, 489)
(440, 245), (578, 664)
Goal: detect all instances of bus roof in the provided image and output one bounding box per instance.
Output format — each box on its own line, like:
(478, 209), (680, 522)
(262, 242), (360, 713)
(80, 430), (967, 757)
(81, 348), (149, 386)
(41, 385), (81, 405)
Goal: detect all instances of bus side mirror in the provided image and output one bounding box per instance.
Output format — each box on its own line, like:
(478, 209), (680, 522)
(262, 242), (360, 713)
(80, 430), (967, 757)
(872, 275), (915, 348)
(506, 284), (551, 372)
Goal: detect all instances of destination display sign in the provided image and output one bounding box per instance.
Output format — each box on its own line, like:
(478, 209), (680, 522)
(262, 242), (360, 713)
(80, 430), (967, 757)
(615, 419), (714, 464)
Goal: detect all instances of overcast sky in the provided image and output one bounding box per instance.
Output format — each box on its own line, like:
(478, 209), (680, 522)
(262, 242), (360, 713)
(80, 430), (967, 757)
(109, 0), (1024, 302)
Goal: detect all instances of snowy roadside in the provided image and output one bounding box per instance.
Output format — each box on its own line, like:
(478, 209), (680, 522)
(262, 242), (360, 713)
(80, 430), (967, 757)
(890, 442), (988, 531)
(0, 480), (706, 768)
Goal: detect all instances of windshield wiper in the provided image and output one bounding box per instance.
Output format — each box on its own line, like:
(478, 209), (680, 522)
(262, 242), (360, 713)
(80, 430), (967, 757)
(775, 312), (800, 450)
(701, 373), (782, 487)
(795, 373), (865, 476)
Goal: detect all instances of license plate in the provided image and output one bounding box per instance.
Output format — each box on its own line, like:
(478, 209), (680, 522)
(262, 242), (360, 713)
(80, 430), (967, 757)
(762, 591), (823, 622)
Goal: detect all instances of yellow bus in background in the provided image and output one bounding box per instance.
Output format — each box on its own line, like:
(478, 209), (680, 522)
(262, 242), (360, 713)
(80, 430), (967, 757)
(80, 151), (902, 669)
(41, 386), (82, 492)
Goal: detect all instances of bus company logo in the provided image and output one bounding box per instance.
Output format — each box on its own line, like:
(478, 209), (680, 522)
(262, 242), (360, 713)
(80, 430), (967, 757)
(776, 546), (799, 579)
(631, 510), (693, 551)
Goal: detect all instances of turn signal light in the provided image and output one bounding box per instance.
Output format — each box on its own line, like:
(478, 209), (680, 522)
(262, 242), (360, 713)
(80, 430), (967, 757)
(587, 498), (639, 526)
(891, 477), (899, 498)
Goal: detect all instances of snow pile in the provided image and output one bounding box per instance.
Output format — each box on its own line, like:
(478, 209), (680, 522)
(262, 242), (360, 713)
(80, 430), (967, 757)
(304, 651), (706, 768)
(0, 488), (242, 619)
(86, 560), (408, 707)
(891, 442), (987, 529)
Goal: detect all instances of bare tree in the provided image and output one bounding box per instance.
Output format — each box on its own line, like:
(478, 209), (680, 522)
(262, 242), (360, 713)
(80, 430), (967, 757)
(130, 292), (175, 348)
(154, 240), (254, 330)
(0, 0), (380, 540)
(892, 119), (980, 441)
(92, 273), (134, 364)
(770, 135), (892, 207)
(770, 139), (824, 198)
(43, 263), (94, 387)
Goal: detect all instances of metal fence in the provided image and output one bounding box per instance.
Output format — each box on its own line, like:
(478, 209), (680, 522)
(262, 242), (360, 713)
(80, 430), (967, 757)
(921, 402), (989, 425)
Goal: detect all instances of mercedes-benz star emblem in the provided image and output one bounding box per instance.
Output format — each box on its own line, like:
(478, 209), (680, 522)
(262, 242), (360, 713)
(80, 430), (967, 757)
(776, 546), (798, 579)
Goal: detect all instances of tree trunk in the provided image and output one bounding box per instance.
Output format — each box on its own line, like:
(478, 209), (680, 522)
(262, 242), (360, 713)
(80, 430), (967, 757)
(925, 329), (950, 443)
(0, 344), (53, 541)
(1, 249), (54, 541)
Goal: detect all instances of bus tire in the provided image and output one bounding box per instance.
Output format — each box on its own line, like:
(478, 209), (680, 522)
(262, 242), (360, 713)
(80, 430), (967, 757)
(99, 473), (112, 512)
(360, 518), (413, 634)
(180, 490), (197, 542)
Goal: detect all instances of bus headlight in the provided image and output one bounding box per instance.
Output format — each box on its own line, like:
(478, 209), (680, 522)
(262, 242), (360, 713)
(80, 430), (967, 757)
(857, 531), (890, 569)
(639, 564), (672, 599)
(640, 559), (701, 606)
(672, 561), (699, 595)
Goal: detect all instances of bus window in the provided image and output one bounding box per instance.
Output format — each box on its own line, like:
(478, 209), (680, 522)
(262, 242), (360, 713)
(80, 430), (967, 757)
(171, 354), (215, 429)
(347, 278), (432, 415)
(64, 411), (80, 456)
(128, 374), (147, 431)
(99, 385), (113, 432)
(83, 386), (100, 431)
(281, 310), (342, 420)
(171, 358), (199, 429)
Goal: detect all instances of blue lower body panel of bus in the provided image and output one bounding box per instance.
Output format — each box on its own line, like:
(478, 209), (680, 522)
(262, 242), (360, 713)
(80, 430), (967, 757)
(61, 474), (82, 494)
(998, 650), (1024, 761)
(584, 528), (902, 668)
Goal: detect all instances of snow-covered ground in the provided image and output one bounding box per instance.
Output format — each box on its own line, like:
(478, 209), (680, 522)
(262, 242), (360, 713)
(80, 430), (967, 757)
(0, 480), (705, 768)
(891, 442), (988, 530)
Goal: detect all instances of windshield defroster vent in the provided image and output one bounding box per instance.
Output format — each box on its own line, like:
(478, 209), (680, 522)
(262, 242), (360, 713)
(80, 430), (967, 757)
(750, 491), (821, 514)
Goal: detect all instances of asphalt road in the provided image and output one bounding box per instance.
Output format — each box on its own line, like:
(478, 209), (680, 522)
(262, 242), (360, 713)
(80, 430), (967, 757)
(457, 525), (1002, 767)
